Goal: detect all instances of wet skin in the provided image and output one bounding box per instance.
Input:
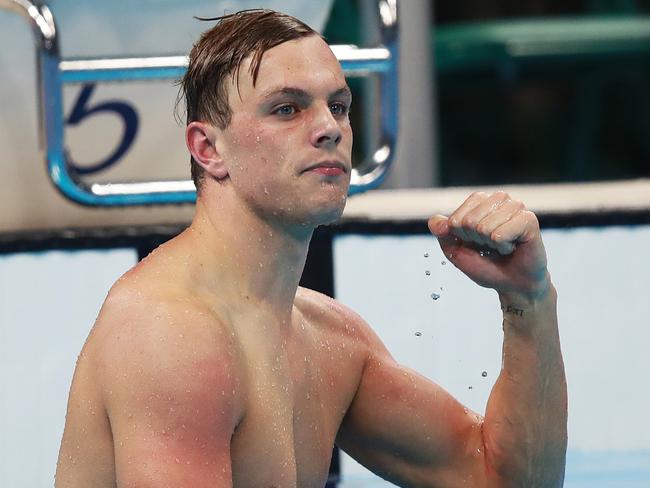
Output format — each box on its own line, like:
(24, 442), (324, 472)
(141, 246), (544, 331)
(56, 35), (566, 488)
(55, 35), (362, 488)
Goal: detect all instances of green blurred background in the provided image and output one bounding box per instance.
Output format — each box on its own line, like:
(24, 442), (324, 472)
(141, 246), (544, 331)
(324, 0), (650, 187)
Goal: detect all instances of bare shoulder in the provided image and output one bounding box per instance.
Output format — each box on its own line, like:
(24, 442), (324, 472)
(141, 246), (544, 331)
(95, 266), (240, 380)
(295, 286), (367, 332)
(57, 254), (243, 486)
(83, 259), (246, 422)
(295, 286), (392, 360)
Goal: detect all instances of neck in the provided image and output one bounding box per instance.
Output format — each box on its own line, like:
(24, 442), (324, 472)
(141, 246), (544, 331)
(184, 185), (313, 323)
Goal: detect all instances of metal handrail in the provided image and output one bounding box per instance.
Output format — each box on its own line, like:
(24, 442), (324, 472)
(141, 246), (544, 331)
(1, 0), (399, 206)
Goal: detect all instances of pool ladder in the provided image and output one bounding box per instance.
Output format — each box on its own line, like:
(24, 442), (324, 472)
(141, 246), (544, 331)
(0, 0), (399, 206)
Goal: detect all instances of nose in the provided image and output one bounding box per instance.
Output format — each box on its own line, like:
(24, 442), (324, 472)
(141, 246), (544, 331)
(309, 104), (342, 149)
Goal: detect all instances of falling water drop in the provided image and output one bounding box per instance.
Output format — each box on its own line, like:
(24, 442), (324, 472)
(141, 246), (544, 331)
(414, 331), (422, 337)
(423, 252), (429, 258)
(481, 371), (488, 377)
(430, 293), (440, 301)
(425, 270), (431, 276)
(441, 260), (446, 265)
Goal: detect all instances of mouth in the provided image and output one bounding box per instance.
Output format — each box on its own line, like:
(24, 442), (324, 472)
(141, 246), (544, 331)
(302, 161), (348, 176)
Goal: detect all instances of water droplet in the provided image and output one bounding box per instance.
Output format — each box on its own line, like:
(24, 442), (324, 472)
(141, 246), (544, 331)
(481, 371), (488, 377)
(425, 270), (431, 276)
(430, 293), (440, 300)
(423, 252), (429, 258)
(414, 331), (422, 337)
(441, 260), (446, 265)
(468, 386), (473, 390)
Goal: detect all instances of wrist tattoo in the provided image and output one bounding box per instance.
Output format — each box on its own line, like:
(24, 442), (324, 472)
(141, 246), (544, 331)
(501, 304), (524, 317)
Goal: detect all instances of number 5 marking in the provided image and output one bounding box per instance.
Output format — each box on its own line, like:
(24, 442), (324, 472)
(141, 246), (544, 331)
(66, 83), (139, 175)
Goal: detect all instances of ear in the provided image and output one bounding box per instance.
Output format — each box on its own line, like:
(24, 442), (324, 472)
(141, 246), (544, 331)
(185, 121), (228, 179)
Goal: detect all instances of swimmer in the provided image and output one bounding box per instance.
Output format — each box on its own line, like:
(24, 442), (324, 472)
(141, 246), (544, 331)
(55, 9), (567, 488)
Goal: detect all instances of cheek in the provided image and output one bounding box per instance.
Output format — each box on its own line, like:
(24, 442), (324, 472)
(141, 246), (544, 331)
(232, 119), (285, 160)
(342, 125), (353, 151)
(227, 135), (291, 195)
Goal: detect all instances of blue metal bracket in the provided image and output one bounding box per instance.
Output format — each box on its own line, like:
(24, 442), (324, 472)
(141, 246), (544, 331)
(1, 0), (399, 206)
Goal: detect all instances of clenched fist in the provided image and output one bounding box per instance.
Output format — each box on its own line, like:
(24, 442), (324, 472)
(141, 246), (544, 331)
(428, 191), (551, 300)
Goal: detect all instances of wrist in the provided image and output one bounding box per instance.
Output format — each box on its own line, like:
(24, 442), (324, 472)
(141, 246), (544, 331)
(498, 276), (557, 329)
(498, 271), (555, 305)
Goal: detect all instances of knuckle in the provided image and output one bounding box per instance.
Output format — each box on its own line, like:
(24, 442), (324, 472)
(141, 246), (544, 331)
(522, 209), (536, 219)
(524, 210), (540, 226)
(461, 215), (477, 229)
(490, 230), (505, 242)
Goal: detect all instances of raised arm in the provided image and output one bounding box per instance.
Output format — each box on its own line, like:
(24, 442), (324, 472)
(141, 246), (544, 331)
(337, 191), (567, 487)
(430, 191), (567, 485)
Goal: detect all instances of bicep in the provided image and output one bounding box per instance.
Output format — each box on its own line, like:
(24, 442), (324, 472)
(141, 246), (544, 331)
(337, 339), (490, 487)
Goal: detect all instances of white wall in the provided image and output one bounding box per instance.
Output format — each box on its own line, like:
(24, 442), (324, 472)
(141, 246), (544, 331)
(0, 249), (138, 487)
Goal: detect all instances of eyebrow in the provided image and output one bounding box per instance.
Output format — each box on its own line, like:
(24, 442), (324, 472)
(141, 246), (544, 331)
(260, 86), (352, 102)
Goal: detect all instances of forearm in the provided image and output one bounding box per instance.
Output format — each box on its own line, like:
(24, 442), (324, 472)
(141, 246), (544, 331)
(482, 281), (568, 487)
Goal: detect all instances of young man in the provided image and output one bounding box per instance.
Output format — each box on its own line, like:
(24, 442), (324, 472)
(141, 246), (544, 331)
(56, 10), (567, 488)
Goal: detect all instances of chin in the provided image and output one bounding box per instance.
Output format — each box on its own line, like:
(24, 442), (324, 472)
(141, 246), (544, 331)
(287, 195), (347, 228)
(310, 196), (348, 226)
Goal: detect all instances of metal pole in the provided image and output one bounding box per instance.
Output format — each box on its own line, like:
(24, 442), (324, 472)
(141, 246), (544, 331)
(383, 0), (437, 188)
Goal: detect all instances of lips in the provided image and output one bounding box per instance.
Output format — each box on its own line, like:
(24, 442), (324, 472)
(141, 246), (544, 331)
(302, 161), (347, 175)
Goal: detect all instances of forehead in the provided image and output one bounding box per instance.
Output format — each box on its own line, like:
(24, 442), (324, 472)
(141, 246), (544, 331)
(233, 36), (347, 100)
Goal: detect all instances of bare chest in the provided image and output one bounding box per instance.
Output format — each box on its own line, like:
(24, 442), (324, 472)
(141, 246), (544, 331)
(229, 335), (362, 488)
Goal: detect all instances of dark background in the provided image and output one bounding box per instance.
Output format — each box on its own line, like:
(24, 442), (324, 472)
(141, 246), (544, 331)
(324, 0), (650, 187)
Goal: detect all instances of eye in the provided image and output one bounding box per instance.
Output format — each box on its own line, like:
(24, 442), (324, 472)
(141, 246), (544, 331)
(329, 102), (349, 117)
(273, 104), (298, 117)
